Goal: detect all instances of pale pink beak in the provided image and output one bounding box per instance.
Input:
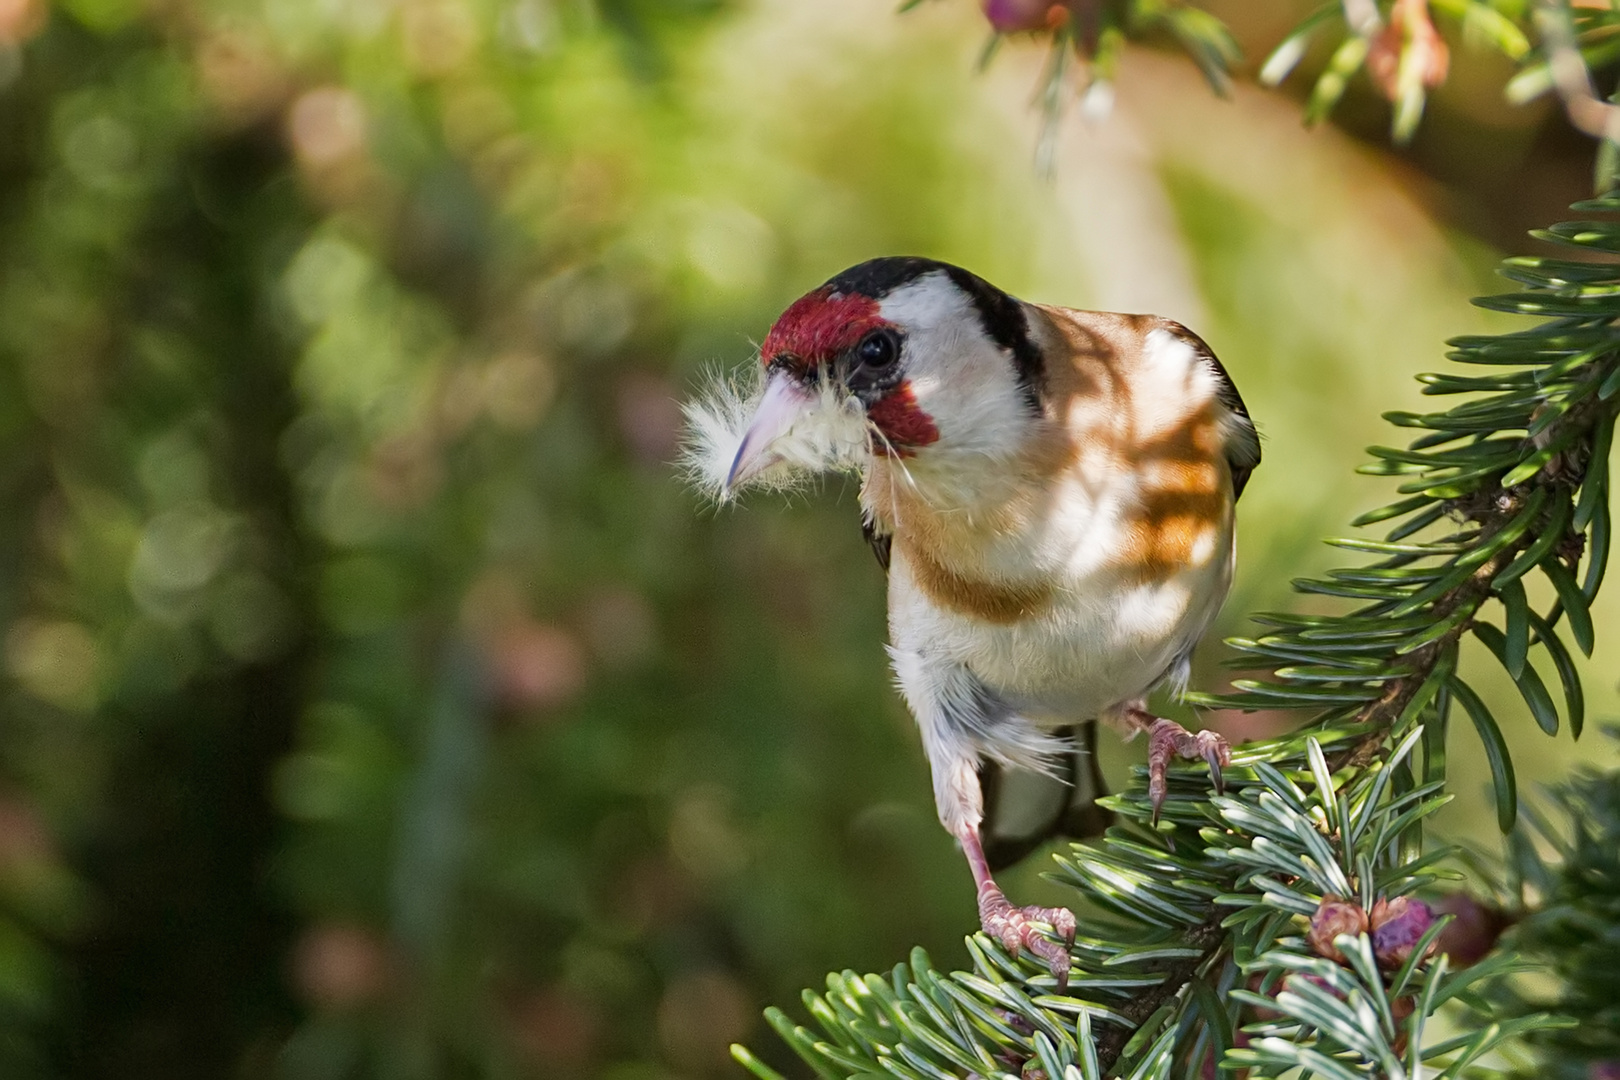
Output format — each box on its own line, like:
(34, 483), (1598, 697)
(724, 374), (813, 494)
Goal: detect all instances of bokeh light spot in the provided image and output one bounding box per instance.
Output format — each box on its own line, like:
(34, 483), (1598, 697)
(668, 785), (747, 882)
(209, 572), (298, 663)
(401, 0), (478, 77)
(6, 620), (100, 711)
(290, 923), (392, 1011)
(284, 234), (372, 327)
(507, 985), (602, 1073)
(685, 201), (776, 294)
(615, 373), (683, 466)
(489, 620), (587, 711)
(128, 504), (236, 605)
(579, 586), (657, 670)
(0, 0), (44, 44)
(287, 86), (366, 170)
(654, 969), (753, 1073)
(60, 113), (138, 191)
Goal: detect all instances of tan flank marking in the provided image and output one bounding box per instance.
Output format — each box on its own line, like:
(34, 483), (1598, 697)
(903, 541), (1054, 624)
(868, 461), (1055, 625)
(1120, 405), (1230, 578)
(1124, 510), (1219, 577)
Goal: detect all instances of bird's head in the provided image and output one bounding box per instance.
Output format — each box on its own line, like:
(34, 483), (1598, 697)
(685, 256), (1043, 499)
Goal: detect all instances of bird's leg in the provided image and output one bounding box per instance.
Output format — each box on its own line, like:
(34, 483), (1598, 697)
(1121, 703), (1230, 824)
(960, 824), (1076, 987)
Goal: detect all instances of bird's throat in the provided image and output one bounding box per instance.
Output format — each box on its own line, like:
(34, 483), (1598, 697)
(867, 382), (939, 455)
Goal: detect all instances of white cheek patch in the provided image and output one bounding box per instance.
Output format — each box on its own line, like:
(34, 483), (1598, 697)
(681, 364), (871, 501)
(878, 277), (1032, 461)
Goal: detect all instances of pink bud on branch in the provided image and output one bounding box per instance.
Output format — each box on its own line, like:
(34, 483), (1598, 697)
(1370, 896), (1437, 969)
(1307, 895), (1368, 964)
(1432, 892), (1508, 968)
(982, 0), (1068, 34)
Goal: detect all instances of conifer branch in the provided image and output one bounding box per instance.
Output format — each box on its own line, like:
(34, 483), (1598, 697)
(1092, 916), (1224, 1073)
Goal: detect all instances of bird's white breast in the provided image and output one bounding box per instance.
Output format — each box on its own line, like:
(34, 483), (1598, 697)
(885, 470), (1235, 726)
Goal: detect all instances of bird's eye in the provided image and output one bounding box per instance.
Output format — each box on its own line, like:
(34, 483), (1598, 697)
(856, 330), (898, 370)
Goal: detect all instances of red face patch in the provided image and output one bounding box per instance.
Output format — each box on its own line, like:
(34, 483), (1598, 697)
(761, 288), (886, 370)
(762, 285), (939, 456)
(866, 382), (939, 456)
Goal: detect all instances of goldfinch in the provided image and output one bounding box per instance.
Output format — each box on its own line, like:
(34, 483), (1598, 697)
(686, 257), (1260, 984)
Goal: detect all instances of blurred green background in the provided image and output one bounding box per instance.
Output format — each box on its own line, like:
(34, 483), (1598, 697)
(0, 0), (1613, 1076)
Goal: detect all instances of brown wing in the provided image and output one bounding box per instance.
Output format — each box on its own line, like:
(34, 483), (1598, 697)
(1159, 320), (1262, 499)
(1026, 306), (1260, 500)
(862, 512), (892, 572)
(980, 723), (1112, 872)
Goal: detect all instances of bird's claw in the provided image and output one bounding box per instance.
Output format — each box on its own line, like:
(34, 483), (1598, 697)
(978, 883), (1076, 989)
(1205, 744), (1228, 795)
(1147, 717), (1231, 825)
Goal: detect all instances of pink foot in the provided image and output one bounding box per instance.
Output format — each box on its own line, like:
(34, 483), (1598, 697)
(1147, 717), (1230, 824)
(978, 881), (1076, 988)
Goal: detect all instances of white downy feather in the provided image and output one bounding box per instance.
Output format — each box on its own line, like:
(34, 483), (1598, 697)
(680, 364), (871, 501)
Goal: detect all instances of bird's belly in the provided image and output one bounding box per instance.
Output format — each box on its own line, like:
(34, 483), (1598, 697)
(983, 583), (1212, 719)
(889, 539), (1233, 725)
